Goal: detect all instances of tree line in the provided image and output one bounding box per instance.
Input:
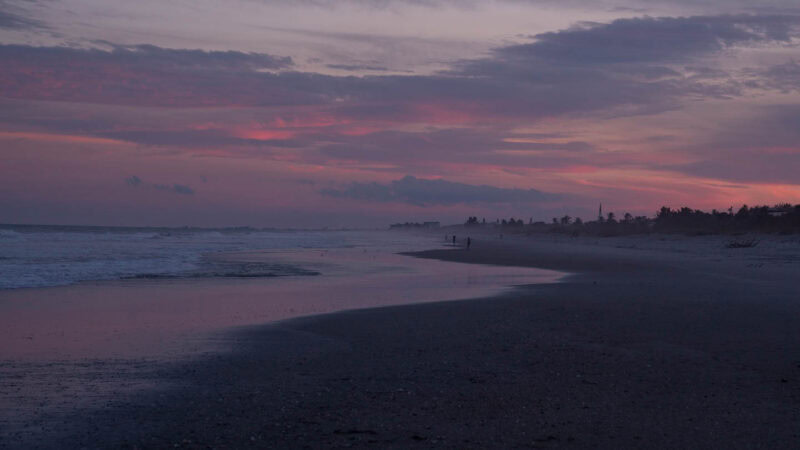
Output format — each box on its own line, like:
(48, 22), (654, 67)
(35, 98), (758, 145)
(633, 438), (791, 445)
(465, 204), (800, 236)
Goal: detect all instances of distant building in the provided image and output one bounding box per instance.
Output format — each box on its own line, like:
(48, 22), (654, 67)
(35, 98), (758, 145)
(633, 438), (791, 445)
(768, 207), (790, 217)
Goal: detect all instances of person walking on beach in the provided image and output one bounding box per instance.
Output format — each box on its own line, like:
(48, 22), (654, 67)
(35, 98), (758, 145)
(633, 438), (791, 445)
(467, 237), (471, 250)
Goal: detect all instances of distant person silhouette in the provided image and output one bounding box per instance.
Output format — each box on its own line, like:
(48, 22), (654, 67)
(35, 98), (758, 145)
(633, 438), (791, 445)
(452, 235), (456, 245)
(467, 237), (471, 250)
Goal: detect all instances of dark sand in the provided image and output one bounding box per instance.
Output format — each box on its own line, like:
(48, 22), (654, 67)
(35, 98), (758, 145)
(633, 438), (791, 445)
(4, 236), (800, 448)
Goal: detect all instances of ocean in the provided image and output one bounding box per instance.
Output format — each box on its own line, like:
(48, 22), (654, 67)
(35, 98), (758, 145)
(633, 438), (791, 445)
(0, 225), (431, 290)
(0, 225), (564, 361)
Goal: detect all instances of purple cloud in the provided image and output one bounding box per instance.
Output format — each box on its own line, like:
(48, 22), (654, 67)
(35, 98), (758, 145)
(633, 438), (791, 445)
(322, 175), (562, 206)
(0, 0), (46, 30)
(154, 184), (195, 195)
(498, 15), (797, 65)
(124, 175), (196, 195)
(3, 14), (798, 115)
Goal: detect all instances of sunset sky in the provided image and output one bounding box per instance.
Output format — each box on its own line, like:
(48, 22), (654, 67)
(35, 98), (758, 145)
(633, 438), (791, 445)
(2, 0), (800, 227)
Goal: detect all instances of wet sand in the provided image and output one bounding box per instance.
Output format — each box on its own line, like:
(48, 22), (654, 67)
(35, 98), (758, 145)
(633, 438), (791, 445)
(0, 243), (561, 447)
(4, 234), (800, 448)
(0, 248), (560, 360)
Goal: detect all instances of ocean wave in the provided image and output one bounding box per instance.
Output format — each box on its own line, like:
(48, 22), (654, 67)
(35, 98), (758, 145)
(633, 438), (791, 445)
(0, 228), (361, 289)
(123, 261), (319, 280)
(0, 229), (24, 240)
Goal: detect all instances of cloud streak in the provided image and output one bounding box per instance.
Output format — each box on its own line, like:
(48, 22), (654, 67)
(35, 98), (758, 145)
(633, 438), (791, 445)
(0, 1), (47, 30)
(124, 176), (195, 195)
(155, 184), (195, 195)
(322, 175), (561, 206)
(0, 43), (296, 107)
(125, 175), (143, 186)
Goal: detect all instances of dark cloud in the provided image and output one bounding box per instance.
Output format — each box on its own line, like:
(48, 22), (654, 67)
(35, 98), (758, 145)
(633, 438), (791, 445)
(4, 14), (799, 115)
(0, 1), (47, 30)
(89, 42), (294, 70)
(173, 184), (195, 195)
(498, 15), (797, 65)
(757, 61), (800, 92)
(443, 14), (800, 117)
(0, 43), (301, 107)
(665, 105), (800, 184)
(698, 104), (800, 151)
(125, 175), (142, 187)
(124, 175), (195, 195)
(154, 184), (195, 195)
(326, 64), (390, 72)
(321, 175), (560, 206)
(676, 156), (800, 185)
(317, 128), (595, 166)
(0, 10), (44, 30)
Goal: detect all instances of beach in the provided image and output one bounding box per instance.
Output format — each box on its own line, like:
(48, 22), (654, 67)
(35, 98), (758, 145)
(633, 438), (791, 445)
(6, 1), (800, 448)
(3, 231), (800, 448)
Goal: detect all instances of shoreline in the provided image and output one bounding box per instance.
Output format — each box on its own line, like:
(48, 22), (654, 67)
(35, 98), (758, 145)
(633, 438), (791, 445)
(0, 244), (561, 361)
(5, 234), (800, 448)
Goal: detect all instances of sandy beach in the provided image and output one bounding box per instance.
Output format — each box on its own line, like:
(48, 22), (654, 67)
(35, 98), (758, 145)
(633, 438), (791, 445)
(4, 232), (800, 448)
(6, 1), (800, 448)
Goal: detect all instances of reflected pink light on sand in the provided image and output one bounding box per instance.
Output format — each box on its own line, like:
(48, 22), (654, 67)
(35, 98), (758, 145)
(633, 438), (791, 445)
(0, 248), (564, 361)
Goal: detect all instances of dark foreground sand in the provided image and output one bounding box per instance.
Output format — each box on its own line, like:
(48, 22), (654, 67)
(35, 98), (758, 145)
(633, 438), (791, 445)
(5, 236), (800, 448)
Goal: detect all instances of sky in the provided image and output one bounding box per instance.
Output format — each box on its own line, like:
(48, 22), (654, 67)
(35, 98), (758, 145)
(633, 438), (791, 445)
(1, 0), (800, 228)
